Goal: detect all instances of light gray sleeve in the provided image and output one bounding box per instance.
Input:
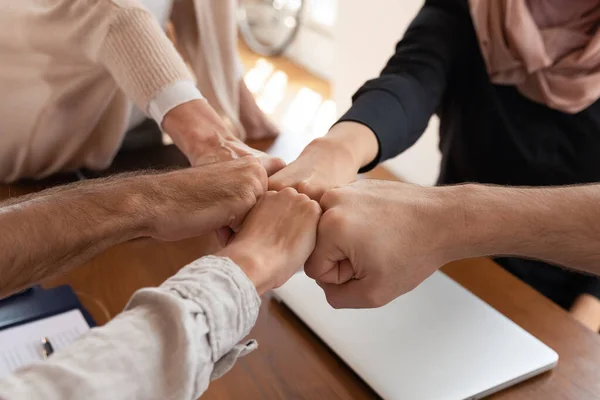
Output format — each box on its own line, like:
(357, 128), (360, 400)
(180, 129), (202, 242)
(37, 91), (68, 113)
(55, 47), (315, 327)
(0, 256), (261, 400)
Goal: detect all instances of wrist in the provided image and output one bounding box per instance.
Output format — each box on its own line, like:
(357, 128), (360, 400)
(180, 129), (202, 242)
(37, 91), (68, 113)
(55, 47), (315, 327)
(162, 99), (231, 156)
(67, 178), (153, 242)
(326, 121), (379, 169)
(302, 134), (364, 175)
(216, 244), (271, 295)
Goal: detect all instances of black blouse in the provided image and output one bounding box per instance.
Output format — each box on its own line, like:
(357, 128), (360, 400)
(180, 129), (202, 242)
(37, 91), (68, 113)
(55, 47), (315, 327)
(338, 0), (600, 308)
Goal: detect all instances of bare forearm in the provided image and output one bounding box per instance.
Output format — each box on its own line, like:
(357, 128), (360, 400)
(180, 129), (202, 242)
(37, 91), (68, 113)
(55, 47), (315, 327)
(450, 184), (600, 276)
(0, 158), (270, 299)
(0, 178), (150, 297)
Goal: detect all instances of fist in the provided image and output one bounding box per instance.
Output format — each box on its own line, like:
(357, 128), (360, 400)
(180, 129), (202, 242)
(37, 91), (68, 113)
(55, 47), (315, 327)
(305, 180), (458, 308)
(218, 188), (322, 294)
(147, 157), (269, 242)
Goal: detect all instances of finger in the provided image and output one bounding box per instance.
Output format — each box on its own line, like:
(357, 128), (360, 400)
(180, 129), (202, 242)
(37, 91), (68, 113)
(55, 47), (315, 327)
(316, 259), (356, 284)
(305, 228), (347, 281)
(318, 280), (367, 309)
(319, 188), (344, 211)
(259, 156), (286, 176)
(216, 227), (234, 247)
(268, 175), (287, 192)
(297, 180), (325, 201)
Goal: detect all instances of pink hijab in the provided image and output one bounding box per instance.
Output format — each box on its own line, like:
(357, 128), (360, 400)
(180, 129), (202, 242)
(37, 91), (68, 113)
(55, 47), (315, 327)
(469, 0), (600, 113)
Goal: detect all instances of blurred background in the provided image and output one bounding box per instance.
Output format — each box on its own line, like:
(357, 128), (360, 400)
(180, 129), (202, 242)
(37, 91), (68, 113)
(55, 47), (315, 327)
(235, 0), (440, 184)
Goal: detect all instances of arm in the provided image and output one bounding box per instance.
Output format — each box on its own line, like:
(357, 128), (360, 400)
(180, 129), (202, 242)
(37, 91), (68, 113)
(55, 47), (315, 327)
(304, 180), (600, 309)
(269, 0), (471, 198)
(82, 0), (281, 166)
(450, 184), (600, 276)
(0, 189), (321, 400)
(0, 256), (259, 400)
(336, 0), (472, 170)
(0, 157), (269, 298)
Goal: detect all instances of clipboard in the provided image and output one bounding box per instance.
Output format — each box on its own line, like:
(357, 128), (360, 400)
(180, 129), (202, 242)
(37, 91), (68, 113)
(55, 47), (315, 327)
(0, 285), (96, 331)
(0, 285), (96, 379)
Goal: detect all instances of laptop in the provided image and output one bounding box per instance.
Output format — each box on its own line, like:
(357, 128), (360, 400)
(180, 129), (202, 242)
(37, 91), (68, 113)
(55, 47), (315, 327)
(273, 271), (558, 400)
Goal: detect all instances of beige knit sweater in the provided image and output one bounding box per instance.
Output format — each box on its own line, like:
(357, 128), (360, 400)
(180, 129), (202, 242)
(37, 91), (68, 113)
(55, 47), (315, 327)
(0, 0), (240, 182)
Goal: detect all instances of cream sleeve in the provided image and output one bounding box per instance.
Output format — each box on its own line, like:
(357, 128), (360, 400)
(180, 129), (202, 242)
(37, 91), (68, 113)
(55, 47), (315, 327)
(0, 256), (261, 400)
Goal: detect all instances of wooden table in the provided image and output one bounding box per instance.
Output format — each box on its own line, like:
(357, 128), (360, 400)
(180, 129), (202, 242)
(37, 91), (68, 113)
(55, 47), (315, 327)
(2, 138), (600, 399)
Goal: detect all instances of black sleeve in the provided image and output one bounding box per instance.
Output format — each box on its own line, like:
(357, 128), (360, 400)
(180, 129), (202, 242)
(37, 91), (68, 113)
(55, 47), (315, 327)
(338, 0), (472, 172)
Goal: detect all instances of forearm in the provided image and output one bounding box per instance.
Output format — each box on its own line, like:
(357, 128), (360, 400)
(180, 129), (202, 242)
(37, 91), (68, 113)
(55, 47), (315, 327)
(0, 256), (261, 400)
(334, 0), (470, 171)
(98, 5), (226, 161)
(449, 184), (600, 276)
(0, 177), (150, 298)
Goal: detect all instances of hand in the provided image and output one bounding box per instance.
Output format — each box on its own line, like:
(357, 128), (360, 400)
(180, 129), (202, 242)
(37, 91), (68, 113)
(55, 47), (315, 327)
(217, 188), (322, 294)
(162, 99), (286, 175)
(144, 157), (270, 242)
(268, 121), (379, 200)
(305, 180), (461, 308)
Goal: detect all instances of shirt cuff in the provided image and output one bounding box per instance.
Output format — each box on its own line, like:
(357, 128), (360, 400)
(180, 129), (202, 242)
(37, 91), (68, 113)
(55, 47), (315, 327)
(147, 80), (204, 126)
(337, 88), (410, 172)
(159, 255), (261, 361)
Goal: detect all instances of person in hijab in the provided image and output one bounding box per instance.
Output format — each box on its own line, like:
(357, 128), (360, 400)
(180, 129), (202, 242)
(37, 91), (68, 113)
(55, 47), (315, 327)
(269, 0), (600, 328)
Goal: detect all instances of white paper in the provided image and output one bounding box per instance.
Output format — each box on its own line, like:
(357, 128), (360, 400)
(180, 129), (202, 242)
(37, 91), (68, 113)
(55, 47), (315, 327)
(0, 309), (90, 379)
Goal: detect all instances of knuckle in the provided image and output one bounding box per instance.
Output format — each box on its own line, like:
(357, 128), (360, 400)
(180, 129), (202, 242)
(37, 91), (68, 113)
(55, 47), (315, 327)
(268, 179), (285, 192)
(245, 158), (265, 176)
(296, 180), (312, 194)
(238, 186), (258, 207)
(296, 192), (311, 203)
(320, 188), (343, 209)
(263, 190), (278, 200)
(297, 181), (323, 201)
(307, 199), (322, 216)
(250, 176), (266, 197)
(240, 175), (266, 199)
(321, 208), (348, 234)
(280, 187), (299, 197)
(241, 155), (260, 165)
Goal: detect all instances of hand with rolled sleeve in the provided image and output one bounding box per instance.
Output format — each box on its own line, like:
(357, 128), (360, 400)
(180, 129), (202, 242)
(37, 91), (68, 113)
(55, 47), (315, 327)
(219, 188), (322, 294)
(0, 169), (322, 400)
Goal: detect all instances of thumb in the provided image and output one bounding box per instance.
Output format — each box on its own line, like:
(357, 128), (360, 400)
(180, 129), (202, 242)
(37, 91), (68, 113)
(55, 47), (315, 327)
(259, 156), (286, 177)
(317, 279), (366, 309)
(315, 259), (356, 284)
(215, 227), (234, 247)
(305, 228), (348, 282)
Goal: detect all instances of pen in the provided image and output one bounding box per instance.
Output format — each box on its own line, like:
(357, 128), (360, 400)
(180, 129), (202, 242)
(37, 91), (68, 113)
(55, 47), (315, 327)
(41, 337), (54, 359)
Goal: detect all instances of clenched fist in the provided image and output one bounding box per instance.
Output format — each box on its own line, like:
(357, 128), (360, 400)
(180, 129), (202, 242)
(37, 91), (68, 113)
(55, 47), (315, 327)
(305, 179), (462, 308)
(218, 188), (322, 294)
(145, 157), (271, 242)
